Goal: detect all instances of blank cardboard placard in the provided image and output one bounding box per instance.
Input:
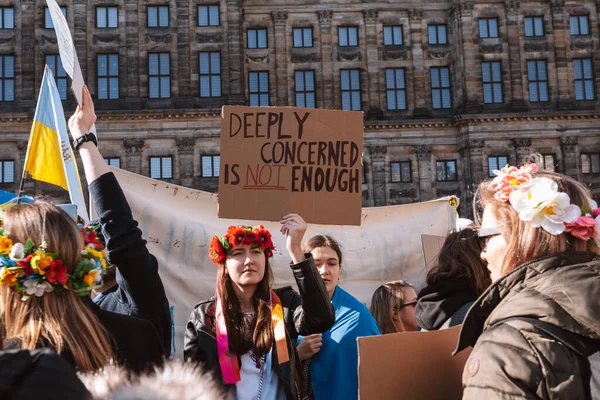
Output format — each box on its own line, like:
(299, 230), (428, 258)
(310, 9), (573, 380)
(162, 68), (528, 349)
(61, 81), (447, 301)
(358, 326), (472, 400)
(219, 106), (364, 226)
(421, 234), (446, 272)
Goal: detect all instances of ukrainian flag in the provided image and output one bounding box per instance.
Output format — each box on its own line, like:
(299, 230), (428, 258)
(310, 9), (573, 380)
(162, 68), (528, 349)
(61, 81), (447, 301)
(23, 65), (88, 222)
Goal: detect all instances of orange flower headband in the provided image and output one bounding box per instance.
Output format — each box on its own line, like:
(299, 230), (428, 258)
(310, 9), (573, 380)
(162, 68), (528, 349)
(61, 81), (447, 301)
(209, 225), (275, 264)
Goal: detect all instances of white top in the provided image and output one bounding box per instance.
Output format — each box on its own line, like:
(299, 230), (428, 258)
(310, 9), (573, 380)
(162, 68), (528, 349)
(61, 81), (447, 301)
(228, 349), (285, 400)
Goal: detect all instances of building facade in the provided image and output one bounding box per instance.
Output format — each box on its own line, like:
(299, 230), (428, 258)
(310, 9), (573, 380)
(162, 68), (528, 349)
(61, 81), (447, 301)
(0, 0), (599, 217)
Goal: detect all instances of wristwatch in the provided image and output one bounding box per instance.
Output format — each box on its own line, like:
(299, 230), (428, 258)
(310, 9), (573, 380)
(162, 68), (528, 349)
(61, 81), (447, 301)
(73, 133), (98, 151)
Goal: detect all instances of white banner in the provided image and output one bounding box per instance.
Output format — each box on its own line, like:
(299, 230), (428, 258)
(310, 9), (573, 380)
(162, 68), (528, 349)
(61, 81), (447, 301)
(111, 168), (456, 356)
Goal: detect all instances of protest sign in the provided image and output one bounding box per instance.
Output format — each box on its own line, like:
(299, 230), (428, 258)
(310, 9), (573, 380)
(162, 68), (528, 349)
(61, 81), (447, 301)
(111, 167), (456, 356)
(421, 234), (446, 272)
(358, 326), (471, 400)
(219, 106), (364, 226)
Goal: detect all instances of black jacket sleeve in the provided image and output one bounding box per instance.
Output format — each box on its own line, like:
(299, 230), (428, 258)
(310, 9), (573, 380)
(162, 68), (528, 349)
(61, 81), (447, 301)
(288, 254), (335, 336)
(89, 172), (171, 355)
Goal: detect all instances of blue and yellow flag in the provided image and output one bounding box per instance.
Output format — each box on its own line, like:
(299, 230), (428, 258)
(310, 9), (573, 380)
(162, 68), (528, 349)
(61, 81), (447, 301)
(23, 66), (88, 222)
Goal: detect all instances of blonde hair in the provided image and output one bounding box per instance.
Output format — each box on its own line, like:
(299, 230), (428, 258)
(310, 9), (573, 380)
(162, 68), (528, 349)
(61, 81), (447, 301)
(476, 170), (600, 276)
(370, 280), (415, 334)
(1, 201), (114, 372)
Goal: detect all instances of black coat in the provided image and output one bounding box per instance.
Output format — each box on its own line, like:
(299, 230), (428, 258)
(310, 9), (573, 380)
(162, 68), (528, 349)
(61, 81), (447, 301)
(184, 254), (335, 400)
(89, 172), (172, 357)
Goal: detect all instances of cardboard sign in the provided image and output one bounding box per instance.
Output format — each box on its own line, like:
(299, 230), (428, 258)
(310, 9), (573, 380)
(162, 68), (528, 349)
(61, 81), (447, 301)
(219, 106), (364, 225)
(421, 234), (447, 272)
(358, 326), (472, 400)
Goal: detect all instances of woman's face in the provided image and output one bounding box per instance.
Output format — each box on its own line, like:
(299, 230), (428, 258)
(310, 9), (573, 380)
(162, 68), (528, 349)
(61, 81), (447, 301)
(311, 246), (341, 299)
(397, 287), (418, 332)
(225, 244), (266, 290)
(480, 206), (508, 282)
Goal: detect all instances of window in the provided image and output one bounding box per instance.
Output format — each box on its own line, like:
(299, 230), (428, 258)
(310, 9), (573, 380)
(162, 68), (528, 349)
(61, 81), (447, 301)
(148, 53), (170, 98)
(488, 155), (509, 176)
(150, 156), (173, 179)
(581, 153), (600, 174)
(0, 160), (14, 183)
(0, 7), (14, 29)
(362, 163), (367, 184)
(570, 15), (590, 36)
(479, 18), (498, 38)
(0, 55), (14, 102)
(541, 154), (555, 172)
(46, 55), (68, 100)
(527, 60), (549, 102)
(104, 157), (120, 168)
(524, 17), (544, 37)
(201, 155), (220, 177)
(431, 67), (451, 109)
(247, 28), (267, 49)
(385, 68), (407, 110)
(482, 61), (503, 104)
(249, 71), (269, 106)
(391, 161), (411, 183)
(574, 59), (594, 101)
(97, 54), (119, 100)
(45, 6), (66, 29)
(148, 6), (169, 28)
(436, 160), (457, 181)
(295, 70), (315, 108)
(293, 27), (313, 48)
(198, 5), (219, 26)
(428, 24), (447, 44)
(96, 6), (118, 28)
(338, 26), (358, 47)
(383, 26), (403, 45)
(340, 69), (361, 111)
(199, 52), (221, 97)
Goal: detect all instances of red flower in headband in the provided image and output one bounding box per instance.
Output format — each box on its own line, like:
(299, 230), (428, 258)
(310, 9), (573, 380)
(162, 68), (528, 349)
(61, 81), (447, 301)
(209, 235), (227, 264)
(208, 225), (276, 265)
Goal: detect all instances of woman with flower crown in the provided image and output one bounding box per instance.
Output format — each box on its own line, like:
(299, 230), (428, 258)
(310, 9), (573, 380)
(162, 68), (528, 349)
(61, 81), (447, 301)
(184, 215), (335, 400)
(456, 162), (600, 399)
(0, 86), (163, 373)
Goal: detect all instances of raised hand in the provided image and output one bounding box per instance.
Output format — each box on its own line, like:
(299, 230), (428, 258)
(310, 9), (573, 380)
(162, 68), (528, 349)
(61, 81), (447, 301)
(279, 213), (307, 264)
(68, 85), (96, 140)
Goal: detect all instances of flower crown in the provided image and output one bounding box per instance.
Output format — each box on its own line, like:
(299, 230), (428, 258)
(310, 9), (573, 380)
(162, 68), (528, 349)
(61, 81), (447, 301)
(209, 225), (275, 264)
(0, 217), (108, 300)
(490, 163), (600, 243)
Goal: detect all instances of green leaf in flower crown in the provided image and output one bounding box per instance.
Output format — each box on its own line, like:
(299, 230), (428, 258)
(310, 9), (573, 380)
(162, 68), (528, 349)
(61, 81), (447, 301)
(581, 204), (588, 216)
(23, 239), (34, 255)
(220, 237), (229, 250)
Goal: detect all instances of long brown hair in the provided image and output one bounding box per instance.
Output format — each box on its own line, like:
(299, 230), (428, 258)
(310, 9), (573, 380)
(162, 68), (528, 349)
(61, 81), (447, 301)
(426, 227), (491, 296)
(217, 257), (274, 358)
(475, 170), (600, 276)
(1, 202), (114, 371)
(370, 280), (415, 334)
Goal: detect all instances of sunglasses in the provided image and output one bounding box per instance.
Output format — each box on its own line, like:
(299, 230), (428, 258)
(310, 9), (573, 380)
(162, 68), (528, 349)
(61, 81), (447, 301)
(477, 226), (502, 248)
(400, 300), (417, 309)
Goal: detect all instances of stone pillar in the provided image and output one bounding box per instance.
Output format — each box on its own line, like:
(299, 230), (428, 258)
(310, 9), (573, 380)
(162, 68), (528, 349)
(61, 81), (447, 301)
(272, 11), (289, 106)
(176, 137), (196, 188)
(504, 0), (526, 110)
(456, 3), (478, 108)
(369, 145), (387, 206)
(560, 136), (579, 178)
(409, 10), (427, 113)
(363, 10), (382, 118)
(226, 0), (245, 104)
(176, 0), (191, 98)
(318, 10), (334, 109)
(125, 1), (141, 106)
(21, 0), (35, 102)
(414, 145), (433, 201)
(512, 137), (533, 163)
(124, 138), (145, 175)
(458, 137), (485, 218)
(549, 0), (570, 108)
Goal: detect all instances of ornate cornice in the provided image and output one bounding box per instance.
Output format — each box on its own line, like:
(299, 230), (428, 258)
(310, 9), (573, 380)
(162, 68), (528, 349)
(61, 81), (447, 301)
(560, 136), (578, 146)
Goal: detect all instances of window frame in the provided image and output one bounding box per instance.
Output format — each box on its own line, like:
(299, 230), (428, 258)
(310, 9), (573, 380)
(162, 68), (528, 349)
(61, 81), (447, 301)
(198, 4), (219, 27)
(340, 69), (362, 111)
(385, 68), (407, 111)
(527, 59), (549, 103)
(541, 154), (555, 172)
(97, 53), (119, 100)
(45, 54), (68, 100)
(148, 52), (171, 99)
(199, 51), (221, 98)
(248, 71), (270, 106)
(0, 7), (14, 29)
(570, 15), (590, 36)
(338, 26), (359, 47)
(149, 156), (173, 179)
(294, 70), (316, 108)
(524, 16), (545, 37)
(201, 155), (221, 178)
(488, 155), (509, 177)
(96, 6), (118, 29)
(430, 66), (451, 109)
(428, 24), (448, 45)
(581, 153), (600, 174)
(436, 160), (457, 182)
(383, 25), (403, 46)
(573, 58), (595, 101)
(478, 18), (499, 38)
(391, 161), (412, 183)
(247, 28), (268, 49)
(0, 55), (15, 102)
(292, 27), (313, 48)
(147, 5), (169, 28)
(0, 160), (14, 183)
(481, 61), (503, 104)
(44, 6), (67, 29)
(104, 157), (121, 168)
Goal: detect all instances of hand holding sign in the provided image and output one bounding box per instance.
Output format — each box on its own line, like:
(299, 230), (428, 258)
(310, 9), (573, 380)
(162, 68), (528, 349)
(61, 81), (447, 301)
(280, 213), (307, 264)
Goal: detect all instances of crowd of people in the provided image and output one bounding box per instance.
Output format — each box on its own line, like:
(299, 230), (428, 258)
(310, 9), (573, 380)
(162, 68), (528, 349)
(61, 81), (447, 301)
(0, 86), (599, 400)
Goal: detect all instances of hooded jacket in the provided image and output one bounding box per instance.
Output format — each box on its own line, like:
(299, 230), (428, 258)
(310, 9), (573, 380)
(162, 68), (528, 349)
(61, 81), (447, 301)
(183, 254), (335, 400)
(415, 277), (477, 330)
(456, 252), (600, 399)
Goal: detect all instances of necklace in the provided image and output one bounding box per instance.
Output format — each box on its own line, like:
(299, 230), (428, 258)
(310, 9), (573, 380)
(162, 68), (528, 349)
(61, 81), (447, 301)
(257, 353), (266, 400)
